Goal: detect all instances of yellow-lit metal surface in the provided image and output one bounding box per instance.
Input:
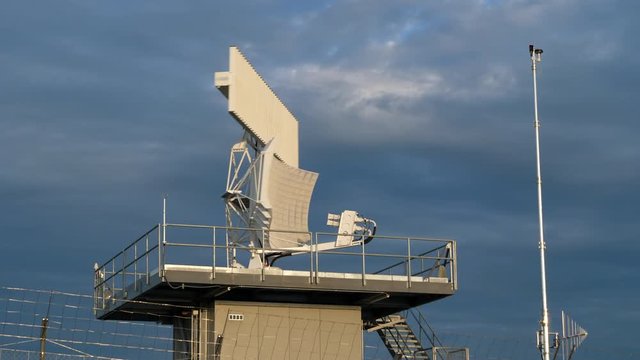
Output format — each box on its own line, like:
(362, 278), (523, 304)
(259, 154), (318, 248)
(217, 47), (300, 168)
(215, 301), (362, 360)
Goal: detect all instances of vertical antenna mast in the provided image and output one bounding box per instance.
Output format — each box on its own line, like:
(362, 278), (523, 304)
(530, 44), (550, 360)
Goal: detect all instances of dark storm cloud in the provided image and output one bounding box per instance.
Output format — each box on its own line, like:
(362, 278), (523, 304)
(1, 0), (638, 357)
(258, 2), (640, 355)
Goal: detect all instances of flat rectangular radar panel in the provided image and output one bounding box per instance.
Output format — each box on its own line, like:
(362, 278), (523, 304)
(216, 47), (300, 168)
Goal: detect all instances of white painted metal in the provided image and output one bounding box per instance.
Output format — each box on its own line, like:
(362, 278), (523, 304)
(530, 44), (550, 360)
(327, 210), (377, 247)
(222, 138), (318, 252)
(215, 46), (376, 268)
(259, 148), (318, 249)
(215, 47), (300, 168)
(560, 311), (588, 360)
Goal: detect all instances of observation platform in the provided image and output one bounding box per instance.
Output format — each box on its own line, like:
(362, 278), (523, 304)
(94, 223), (457, 322)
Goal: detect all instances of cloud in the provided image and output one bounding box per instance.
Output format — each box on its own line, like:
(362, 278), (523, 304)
(269, 61), (519, 151)
(2, 0), (640, 354)
(275, 63), (440, 114)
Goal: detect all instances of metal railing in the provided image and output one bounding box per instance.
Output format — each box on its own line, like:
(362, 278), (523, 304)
(93, 225), (161, 310)
(94, 223), (457, 310)
(407, 307), (470, 360)
(373, 242), (456, 278)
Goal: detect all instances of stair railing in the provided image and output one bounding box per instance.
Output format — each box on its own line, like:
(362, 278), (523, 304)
(406, 307), (449, 359)
(379, 315), (420, 359)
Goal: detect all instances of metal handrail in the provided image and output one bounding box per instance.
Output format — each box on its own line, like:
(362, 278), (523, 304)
(382, 315), (418, 358)
(97, 244), (159, 288)
(405, 307), (469, 359)
(94, 223), (457, 310)
(314, 231), (455, 242)
(96, 225), (159, 272)
(98, 226), (455, 276)
(407, 307), (444, 349)
(373, 244), (450, 275)
(94, 226), (160, 289)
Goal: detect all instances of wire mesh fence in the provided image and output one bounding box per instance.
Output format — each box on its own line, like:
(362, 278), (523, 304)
(0, 286), (635, 360)
(0, 348), (118, 360)
(0, 286), (175, 359)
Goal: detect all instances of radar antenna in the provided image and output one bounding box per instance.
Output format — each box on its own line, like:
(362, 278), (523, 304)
(214, 47), (376, 268)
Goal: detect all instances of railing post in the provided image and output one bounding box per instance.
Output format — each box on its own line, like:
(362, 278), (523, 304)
(145, 235), (149, 285)
(225, 228), (230, 268)
(111, 261), (115, 303)
(361, 238), (366, 286)
(452, 240), (458, 290)
(93, 269), (97, 310)
(261, 229), (265, 282)
(121, 250), (126, 297)
(101, 267), (106, 310)
(134, 241), (138, 291)
(162, 197), (167, 280)
(309, 232), (313, 284)
(158, 223), (164, 281)
(407, 237), (412, 288)
(212, 227), (216, 280)
(314, 233), (319, 284)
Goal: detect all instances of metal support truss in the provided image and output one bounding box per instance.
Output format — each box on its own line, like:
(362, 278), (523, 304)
(222, 132), (266, 267)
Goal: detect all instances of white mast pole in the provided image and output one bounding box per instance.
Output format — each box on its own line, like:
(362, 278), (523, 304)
(530, 44), (550, 360)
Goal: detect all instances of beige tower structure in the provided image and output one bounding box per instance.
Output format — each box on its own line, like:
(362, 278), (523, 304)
(94, 47), (459, 360)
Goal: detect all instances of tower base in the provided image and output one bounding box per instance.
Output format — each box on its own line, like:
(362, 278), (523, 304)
(173, 301), (362, 360)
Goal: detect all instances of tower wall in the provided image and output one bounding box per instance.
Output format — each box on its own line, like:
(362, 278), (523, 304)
(173, 301), (362, 360)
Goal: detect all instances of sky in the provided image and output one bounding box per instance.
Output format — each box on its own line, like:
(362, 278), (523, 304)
(1, 0), (638, 358)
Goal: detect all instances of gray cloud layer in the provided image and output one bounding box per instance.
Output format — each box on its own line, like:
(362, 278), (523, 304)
(1, 0), (638, 357)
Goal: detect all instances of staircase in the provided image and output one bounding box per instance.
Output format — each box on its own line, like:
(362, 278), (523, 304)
(369, 314), (430, 359)
(369, 310), (470, 360)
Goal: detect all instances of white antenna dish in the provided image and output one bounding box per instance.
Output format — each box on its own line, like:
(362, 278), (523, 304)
(214, 47), (376, 268)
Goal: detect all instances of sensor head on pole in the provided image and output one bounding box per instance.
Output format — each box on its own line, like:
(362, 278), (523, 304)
(535, 48), (543, 62)
(529, 45), (543, 63)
